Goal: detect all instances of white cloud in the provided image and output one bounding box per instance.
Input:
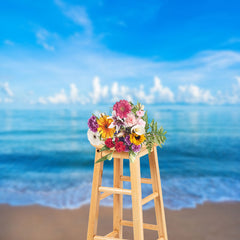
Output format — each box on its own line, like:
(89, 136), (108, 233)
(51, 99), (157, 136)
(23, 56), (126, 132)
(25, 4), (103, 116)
(38, 84), (89, 105)
(29, 76), (240, 106)
(111, 82), (133, 102)
(89, 77), (108, 104)
(38, 97), (48, 104)
(227, 76), (240, 104)
(137, 85), (153, 104)
(54, 0), (92, 35)
(150, 77), (175, 103)
(0, 82), (14, 97)
(136, 77), (175, 103)
(178, 84), (215, 104)
(69, 83), (88, 104)
(89, 76), (174, 104)
(36, 29), (56, 51)
(48, 89), (68, 104)
(0, 82), (14, 103)
(70, 83), (79, 103)
(236, 76), (240, 87)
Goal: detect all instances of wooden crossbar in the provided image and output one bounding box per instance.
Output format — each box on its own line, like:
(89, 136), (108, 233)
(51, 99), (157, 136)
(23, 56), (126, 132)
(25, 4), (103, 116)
(99, 186), (132, 195)
(100, 192), (112, 200)
(120, 220), (159, 231)
(94, 236), (127, 240)
(120, 175), (152, 184)
(142, 192), (159, 205)
(104, 230), (118, 237)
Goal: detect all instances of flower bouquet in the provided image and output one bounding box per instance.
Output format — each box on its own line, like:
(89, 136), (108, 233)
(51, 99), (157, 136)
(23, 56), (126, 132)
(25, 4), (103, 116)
(87, 100), (167, 163)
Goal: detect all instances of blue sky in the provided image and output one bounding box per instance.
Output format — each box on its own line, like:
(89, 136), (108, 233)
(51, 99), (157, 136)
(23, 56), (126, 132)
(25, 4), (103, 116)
(0, 0), (240, 107)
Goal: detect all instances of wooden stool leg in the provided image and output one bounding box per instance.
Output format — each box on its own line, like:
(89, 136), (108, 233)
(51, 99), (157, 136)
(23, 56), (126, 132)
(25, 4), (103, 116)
(149, 147), (168, 240)
(130, 156), (144, 240)
(113, 158), (123, 238)
(87, 150), (104, 240)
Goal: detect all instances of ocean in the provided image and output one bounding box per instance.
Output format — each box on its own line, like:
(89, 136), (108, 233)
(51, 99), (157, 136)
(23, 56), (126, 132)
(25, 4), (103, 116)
(0, 105), (239, 210)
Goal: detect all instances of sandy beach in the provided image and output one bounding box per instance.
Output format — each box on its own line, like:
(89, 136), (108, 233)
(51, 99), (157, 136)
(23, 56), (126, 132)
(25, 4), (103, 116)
(0, 201), (239, 240)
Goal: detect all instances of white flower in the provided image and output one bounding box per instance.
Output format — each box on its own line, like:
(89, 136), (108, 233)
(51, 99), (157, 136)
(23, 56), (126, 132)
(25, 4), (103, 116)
(131, 125), (145, 135)
(87, 129), (103, 146)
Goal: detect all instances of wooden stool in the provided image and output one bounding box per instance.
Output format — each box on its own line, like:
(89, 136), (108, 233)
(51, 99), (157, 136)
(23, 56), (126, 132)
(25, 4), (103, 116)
(87, 145), (168, 240)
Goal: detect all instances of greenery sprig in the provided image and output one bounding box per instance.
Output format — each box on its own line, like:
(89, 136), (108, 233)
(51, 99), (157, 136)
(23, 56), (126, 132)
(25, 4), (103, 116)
(143, 111), (167, 154)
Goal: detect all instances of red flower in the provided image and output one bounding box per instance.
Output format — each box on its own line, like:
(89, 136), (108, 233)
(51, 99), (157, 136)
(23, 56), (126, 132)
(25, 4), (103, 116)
(113, 100), (132, 119)
(115, 141), (125, 152)
(105, 138), (115, 148)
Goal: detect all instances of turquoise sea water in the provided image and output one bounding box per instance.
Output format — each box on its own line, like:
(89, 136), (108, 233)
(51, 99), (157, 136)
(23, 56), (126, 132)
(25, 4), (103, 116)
(0, 105), (239, 210)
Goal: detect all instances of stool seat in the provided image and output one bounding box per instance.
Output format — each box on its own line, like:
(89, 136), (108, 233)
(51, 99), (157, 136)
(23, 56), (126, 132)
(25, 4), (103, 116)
(87, 145), (168, 240)
(92, 143), (154, 159)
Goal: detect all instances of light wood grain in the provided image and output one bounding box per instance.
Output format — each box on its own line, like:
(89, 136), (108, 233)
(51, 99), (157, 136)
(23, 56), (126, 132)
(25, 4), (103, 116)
(87, 150), (104, 240)
(129, 156), (144, 240)
(87, 144), (168, 240)
(149, 146), (168, 240)
(104, 230), (118, 237)
(99, 192), (112, 201)
(120, 220), (159, 231)
(94, 236), (127, 240)
(120, 175), (152, 184)
(99, 186), (131, 195)
(113, 158), (123, 238)
(142, 192), (159, 206)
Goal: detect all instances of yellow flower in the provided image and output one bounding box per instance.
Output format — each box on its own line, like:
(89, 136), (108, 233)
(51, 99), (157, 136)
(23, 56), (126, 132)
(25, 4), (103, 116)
(97, 115), (115, 139)
(129, 133), (146, 145)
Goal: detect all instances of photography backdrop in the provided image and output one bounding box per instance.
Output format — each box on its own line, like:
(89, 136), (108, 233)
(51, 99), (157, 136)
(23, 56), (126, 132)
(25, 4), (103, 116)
(0, 0), (240, 210)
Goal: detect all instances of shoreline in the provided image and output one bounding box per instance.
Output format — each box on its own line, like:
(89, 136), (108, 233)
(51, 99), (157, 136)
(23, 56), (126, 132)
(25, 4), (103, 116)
(0, 201), (239, 240)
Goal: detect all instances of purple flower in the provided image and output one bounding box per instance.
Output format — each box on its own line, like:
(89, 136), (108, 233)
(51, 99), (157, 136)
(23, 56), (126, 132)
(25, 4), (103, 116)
(88, 115), (99, 132)
(131, 144), (141, 153)
(124, 135), (131, 146)
(124, 145), (130, 152)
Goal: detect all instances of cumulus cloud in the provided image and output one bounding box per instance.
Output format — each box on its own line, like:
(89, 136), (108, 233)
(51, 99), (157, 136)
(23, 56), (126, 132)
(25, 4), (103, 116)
(38, 97), (48, 104)
(150, 77), (175, 103)
(34, 76), (240, 106)
(38, 84), (89, 105)
(226, 76), (240, 104)
(178, 84), (215, 104)
(69, 83), (89, 104)
(89, 77), (108, 104)
(89, 76), (174, 104)
(111, 82), (133, 102)
(137, 85), (153, 104)
(137, 77), (175, 103)
(48, 89), (68, 104)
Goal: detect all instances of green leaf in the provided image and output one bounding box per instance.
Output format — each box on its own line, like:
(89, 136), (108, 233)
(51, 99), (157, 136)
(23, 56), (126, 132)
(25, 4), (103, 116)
(129, 151), (138, 163)
(95, 152), (113, 164)
(154, 121), (158, 132)
(99, 145), (110, 152)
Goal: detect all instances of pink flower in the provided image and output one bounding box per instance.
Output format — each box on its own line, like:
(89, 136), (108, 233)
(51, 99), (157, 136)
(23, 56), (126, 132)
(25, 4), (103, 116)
(136, 110), (145, 117)
(125, 112), (137, 127)
(137, 118), (146, 127)
(113, 100), (132, 119)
